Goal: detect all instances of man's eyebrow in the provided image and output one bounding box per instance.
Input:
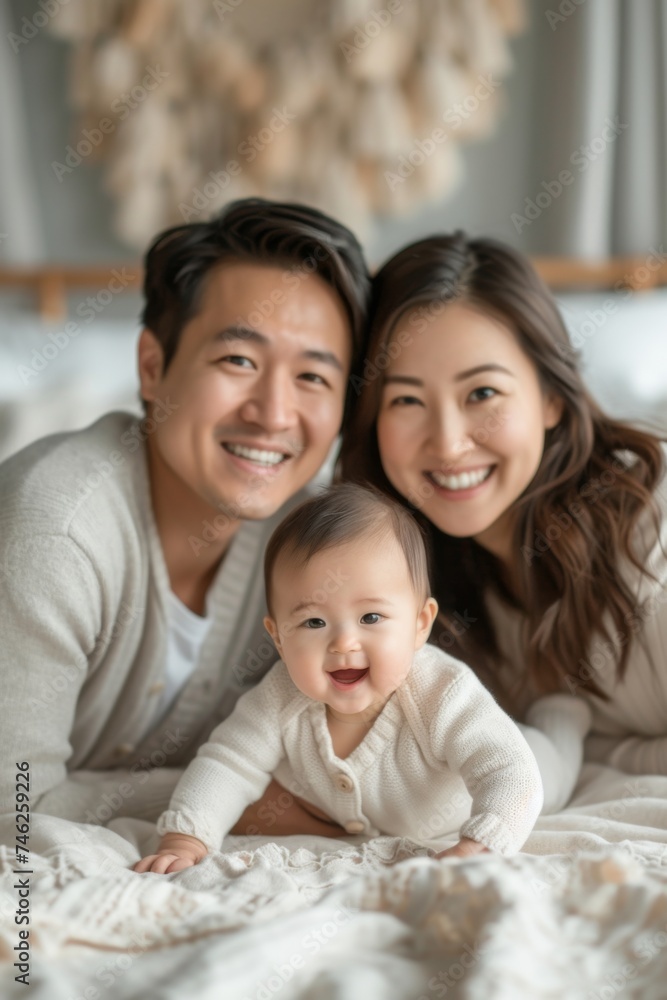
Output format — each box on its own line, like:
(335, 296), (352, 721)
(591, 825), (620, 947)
(301, 349), (344, 373)
(210, 325), (268, 346)
(210, 326), (344, 372)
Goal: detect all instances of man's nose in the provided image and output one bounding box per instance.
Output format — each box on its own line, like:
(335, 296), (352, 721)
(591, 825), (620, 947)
(239, 370), (298, 432)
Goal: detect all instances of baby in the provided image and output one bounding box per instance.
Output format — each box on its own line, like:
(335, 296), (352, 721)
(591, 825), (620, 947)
(135, 484), (572, 874)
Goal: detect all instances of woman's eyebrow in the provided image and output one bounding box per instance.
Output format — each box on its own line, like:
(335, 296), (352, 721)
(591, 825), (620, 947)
(384, 365), (514, 387)
(454, 363), (515, 381)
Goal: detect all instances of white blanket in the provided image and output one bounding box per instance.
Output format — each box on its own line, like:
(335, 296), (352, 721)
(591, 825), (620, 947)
(3, 763), (667, 999)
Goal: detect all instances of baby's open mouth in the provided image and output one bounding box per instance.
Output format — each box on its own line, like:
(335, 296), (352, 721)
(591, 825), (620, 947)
(328, 668), (369, 689)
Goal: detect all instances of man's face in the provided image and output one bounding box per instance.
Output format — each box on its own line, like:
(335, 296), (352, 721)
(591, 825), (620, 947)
(139, 261), (352, 521)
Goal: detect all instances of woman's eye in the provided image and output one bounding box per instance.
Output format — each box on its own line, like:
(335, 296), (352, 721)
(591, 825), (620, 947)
(302, 618), (326, 629)
(389, 395), (422, 407)
(360, 613), (383, 625)
(468, 386), (497, 403)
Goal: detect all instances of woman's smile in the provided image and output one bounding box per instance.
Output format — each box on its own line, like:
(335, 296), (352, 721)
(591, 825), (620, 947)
(377, 300), (563, 562)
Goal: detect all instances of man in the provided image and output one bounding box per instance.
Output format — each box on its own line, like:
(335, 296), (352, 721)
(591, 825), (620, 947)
(0, 199), (369, 836)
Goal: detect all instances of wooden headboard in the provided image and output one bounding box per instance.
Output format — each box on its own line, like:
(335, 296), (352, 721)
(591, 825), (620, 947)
(1, 257), (666, 323)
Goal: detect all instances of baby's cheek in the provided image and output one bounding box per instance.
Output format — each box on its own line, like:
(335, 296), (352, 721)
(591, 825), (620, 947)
(374, 654), (411, 693)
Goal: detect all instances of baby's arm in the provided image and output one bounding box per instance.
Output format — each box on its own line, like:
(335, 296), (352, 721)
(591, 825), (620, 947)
(433, 837), (490, 860)
(428, 659), (544, 855)
(132, 664), (289, 872)
(133, 832), (208, 874)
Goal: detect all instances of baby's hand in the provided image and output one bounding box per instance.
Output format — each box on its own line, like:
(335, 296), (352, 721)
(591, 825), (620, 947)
(434, 837), (490, 860)
(133, 833), (208, 874)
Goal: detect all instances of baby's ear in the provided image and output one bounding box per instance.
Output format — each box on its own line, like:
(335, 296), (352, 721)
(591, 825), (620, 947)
(264, 616), (282, 654)
(415, 598), (438, 649)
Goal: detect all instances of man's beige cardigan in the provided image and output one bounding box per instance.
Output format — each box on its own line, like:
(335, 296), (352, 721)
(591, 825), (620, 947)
(0, 412), (301, 823)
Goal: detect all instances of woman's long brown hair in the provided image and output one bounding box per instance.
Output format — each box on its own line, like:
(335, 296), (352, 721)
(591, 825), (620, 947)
(339, 233), (665, 709)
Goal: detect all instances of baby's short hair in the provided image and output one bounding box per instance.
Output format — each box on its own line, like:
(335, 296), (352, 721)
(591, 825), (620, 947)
(264, 482), (431, 614)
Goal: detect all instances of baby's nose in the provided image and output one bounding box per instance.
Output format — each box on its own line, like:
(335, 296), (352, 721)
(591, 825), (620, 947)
(328, 628), (361, 654)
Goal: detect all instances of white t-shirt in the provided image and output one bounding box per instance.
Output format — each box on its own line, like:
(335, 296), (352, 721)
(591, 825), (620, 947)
(138, 590), (213, 742)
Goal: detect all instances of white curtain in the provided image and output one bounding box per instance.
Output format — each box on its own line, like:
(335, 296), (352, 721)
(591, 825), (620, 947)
(534, 0), (667, 258)
(0, 3), (46, 263)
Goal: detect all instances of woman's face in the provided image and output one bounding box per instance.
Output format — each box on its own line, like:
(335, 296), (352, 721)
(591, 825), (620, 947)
(376, 300), (562, 563)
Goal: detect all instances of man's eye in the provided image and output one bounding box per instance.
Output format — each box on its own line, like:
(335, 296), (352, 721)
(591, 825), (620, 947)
(360, 613), (383, 625)
(299, 372), (329, 386)
(302, 618), (326, 629)
(469, 386), (497, 402)
(218, 355), (254, 368)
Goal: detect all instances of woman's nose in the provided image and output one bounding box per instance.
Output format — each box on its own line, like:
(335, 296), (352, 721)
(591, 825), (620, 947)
(428, 407), (475, 465)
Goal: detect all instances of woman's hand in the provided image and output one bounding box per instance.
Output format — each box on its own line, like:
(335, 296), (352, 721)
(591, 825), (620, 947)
(133, 832), (208, 874)
(434, 837), (490, 860)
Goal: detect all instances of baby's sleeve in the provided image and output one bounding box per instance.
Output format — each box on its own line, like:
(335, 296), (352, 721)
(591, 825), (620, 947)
(428, 663), (544, 855)
(157, 662), (290, 851)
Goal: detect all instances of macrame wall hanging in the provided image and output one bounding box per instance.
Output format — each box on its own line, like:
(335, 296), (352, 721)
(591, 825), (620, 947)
(50, 0), (525, 248)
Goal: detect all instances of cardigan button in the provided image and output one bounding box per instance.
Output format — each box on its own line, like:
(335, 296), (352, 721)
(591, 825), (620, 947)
(113, 743), (135, 758)
(334, 773), (354, 793)
(344, 820), (365, 834)
(148, 682), (165, 695)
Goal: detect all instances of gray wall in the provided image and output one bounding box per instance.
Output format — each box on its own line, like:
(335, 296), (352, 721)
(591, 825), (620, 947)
(5, 0), (560, 268)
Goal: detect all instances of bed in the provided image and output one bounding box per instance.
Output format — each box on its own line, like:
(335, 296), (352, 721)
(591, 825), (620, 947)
(1, 259), (667, 998)
(3, 764), (667, 998)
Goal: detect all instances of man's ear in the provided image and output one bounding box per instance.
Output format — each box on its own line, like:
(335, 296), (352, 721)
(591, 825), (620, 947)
(415, 597), (438, 650)
(138, 328), (165, 404)
(543, 391), (564, 430)
(264, 615), (283, 655)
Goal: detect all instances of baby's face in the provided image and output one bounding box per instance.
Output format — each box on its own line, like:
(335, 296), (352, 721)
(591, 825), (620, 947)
(264, 534), (437, 719)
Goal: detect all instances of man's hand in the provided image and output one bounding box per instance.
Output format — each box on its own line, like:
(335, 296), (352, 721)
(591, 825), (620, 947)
(434, 837), (490, 860)
(230, 778), (346, 838)
(133, 832), (208, 874)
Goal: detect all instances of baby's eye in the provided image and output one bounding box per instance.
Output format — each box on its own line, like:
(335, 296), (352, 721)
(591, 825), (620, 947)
(468, 386), (497, 403)
(301, 618), (326, 629)
(360, 613), (384, 625)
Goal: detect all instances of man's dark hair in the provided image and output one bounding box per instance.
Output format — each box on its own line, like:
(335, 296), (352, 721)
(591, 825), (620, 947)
(141, 198), (370, 410)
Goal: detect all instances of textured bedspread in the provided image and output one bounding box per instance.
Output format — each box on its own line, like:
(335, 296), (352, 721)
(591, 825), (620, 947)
(3, 763), (667, 999)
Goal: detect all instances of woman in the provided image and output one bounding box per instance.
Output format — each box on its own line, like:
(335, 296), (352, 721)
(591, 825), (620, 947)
(341, 232), (667, 787)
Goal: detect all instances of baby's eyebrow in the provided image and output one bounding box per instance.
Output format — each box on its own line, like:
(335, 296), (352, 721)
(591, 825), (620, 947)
(289, 600), (320, 616)
(288, 596), (397, 616)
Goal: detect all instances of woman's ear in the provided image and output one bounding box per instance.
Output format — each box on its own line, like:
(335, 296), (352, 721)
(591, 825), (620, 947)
(543, 392), (564, 430)
(264, 616), (283, 656)
(415, 597), (439, 649)
(138, 328), (165, 404)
